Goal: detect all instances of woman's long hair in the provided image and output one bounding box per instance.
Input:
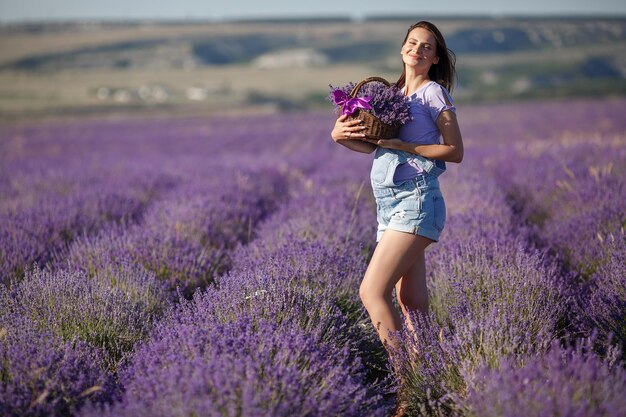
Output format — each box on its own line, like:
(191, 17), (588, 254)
(396, 21), (456, 92)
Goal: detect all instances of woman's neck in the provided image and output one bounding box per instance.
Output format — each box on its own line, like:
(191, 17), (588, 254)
(404, 68), (431, 96)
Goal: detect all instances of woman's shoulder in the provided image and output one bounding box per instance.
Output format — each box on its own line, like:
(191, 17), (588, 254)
(422, 81), (454, 105)
(423, 81), (451, 97)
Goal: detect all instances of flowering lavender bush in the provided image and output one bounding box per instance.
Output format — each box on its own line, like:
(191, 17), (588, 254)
(387, 312), (463, 416)
(0, 170), (174, 284)
(486, 113), (626, 349)
(0, 310), (117, 416)
(581, 233), (626, 349)
(329, 80), (411, 125)
(4, 264), (168, 372)
(62, 169), (288, 298)
(463, 337), (626, 417)
(493, 144), (626, 278)
(243, 181), (376, 252)
(84, 316), (381, 417)
(382, 161), (566, 414)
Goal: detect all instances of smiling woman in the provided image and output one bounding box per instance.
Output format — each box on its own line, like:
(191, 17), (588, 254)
(330, 20), (462, 417)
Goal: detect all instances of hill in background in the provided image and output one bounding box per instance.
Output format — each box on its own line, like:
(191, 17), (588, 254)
(1, 16), (625, 120)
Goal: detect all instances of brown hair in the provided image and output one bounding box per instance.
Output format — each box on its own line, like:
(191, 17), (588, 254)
(396, 21), (456, 92)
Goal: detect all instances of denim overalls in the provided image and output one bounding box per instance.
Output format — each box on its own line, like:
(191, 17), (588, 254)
(370, 147), (447, 242)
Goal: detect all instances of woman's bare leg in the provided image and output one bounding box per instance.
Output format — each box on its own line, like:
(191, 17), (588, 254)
(359, 229), (433, 351)
(395, 250), (429, 335)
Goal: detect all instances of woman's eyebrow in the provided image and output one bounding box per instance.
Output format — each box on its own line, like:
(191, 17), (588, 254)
(407, 37), (431, 45)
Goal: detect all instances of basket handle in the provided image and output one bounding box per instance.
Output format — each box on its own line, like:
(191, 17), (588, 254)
(349, 76), (392, 98)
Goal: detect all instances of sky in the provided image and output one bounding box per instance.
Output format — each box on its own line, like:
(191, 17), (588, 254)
(1, 0), (626, 23)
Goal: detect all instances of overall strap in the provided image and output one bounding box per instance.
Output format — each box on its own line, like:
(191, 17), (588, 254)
(407, 153), (446, 178)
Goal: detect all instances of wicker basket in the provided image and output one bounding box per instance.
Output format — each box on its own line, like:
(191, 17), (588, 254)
(344, 76), (399, 140)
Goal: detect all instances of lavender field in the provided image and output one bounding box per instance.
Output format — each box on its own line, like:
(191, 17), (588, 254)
(1, 97), (625, 416)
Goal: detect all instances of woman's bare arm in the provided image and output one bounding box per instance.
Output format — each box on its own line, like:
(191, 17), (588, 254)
(363, 110), (463, 162)
(331, 114), (378, 154)
(338, 139), (378, 154)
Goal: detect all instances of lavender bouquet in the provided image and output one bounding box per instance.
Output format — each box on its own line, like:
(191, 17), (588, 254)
(328, 79), (411, 126)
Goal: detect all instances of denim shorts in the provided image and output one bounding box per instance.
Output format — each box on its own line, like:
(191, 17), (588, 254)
(372, 174), (446, 242)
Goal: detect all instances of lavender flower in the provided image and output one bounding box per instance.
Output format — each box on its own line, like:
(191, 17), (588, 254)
(329, 81), (411, 125)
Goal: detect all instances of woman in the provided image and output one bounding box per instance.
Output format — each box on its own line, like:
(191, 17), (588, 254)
(330, 21), (463, 416)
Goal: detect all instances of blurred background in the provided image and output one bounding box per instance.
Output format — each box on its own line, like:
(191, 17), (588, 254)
(1, 0), (625, 122)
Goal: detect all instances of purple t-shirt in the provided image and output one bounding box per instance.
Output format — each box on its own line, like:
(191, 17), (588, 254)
(392, 81), (455, 183)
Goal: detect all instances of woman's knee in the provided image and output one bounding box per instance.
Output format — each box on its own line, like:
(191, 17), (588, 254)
(359, 283), (386, 310)
(359, 283), (373, 307)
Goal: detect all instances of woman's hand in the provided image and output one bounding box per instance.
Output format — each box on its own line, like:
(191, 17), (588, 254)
(330, 114), (377, 154)
(331, 114), (367, 142)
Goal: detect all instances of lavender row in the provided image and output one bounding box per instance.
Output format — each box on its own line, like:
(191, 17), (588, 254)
(0, 167), (175, 284)
(311, 97), (626, 415)
(83, 163), (388, 416)
(487, 116), (626, 348)
(0, 110), (341, 285)
(1, 166), (293, 416)
(0, 115), (312, 416)
(0, 314), (116, 417)
(492, 138), (625, 275)
(1, 111), (375, 416)
(382, 152), (573, 414)
(0, 263), (161, 415)
(62, 168), (288, 298)
(390, 98), (626, 416)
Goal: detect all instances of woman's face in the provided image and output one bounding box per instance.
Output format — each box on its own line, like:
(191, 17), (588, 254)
(401, 27), (440, 70)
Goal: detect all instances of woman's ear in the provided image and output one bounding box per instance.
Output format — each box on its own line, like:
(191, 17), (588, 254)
(433, 56), (440, 64)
